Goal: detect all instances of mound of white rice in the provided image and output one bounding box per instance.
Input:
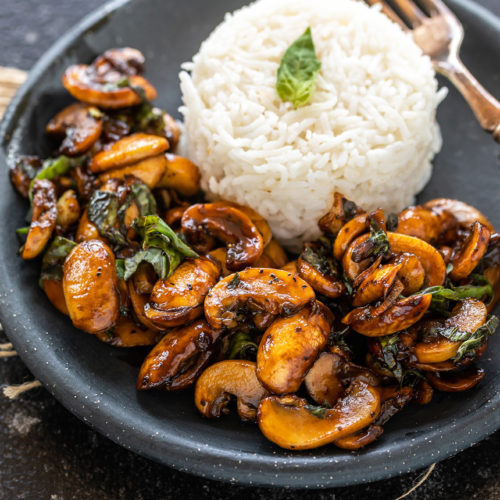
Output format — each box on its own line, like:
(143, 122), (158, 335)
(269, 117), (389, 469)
(180, 0), (446, 249)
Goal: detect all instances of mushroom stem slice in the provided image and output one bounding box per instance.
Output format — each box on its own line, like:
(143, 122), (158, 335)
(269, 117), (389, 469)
(194, 360), (268, 422)
(257, 380), (381, 450)
(342, 293), (432, 337)
(256, 302), (331, 395)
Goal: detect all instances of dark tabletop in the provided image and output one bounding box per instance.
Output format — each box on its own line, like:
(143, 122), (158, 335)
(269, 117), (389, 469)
(1, 1), (500, 499)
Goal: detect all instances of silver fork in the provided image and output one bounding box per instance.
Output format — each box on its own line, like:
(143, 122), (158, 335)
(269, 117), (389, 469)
(365, 0), (500, 143)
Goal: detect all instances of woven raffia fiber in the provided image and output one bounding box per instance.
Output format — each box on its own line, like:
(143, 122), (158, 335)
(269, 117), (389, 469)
(0, 66), (27, 334)
(0, 66), (27, 118)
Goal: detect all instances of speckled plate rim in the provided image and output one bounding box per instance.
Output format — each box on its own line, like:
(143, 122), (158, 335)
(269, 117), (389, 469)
(0, 0), (499, 489)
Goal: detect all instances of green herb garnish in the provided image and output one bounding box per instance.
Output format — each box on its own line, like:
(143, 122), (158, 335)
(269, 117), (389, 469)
(386, 213), (399, 232)
(227, 273), (242, 290)
(39, 236), (77, 285)
(342, 199), (358, 223)
(380, 334), (404, 381)
(305, 404), (328, 419)
(276, 27), (321, 108)
(417, 275), (494, 315)
(367, 218), (390, 258)
(121, 248), (169, 281)
(301, 238), (338, 277)
(227, 331), (258, 360)
(88, 190), (128, 246)
(122, 215), (198, 280)
(29, 156), (84, 201)
(88, 180), (158, 247)
(453, 316), (498, 360)
(435, 316), (499, 361)
(328, 326), (352, 356)
(16, 226), (30, 236)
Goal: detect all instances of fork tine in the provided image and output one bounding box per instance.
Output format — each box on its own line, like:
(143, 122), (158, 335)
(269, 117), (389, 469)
(417, 0), (454, 17)
(391, 0), (427, 28)
(364, 0), (409, 31)
(415, 0), (440, 15)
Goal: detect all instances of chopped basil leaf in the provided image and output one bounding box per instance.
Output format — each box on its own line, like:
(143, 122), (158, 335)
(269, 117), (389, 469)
(301, 238), (338, 277)
(88, 190), (128, 246)
(328, 326), (352, 356)
(122, 248), (170, 281)
(418, 275), (494, 315)
(121, 215), (197, 280)
(453, 315), (499, 361)
(135, 103), (165, 136)
(380, 334), (404, 381)
(132, 215), (198, 258)
(342, 199), (358, 223)
(29, 156), (84, 201)
(342, 271), (353, 296)
(386, 213), (399, 232)
(227, 273), (242, 290)
(276, 27), (321, 108)
(131, 182), (157, 216)
(88, 180), (158, 247)
(227, 331), (258, 360)
(115, 258), (125, 280)
(39, 236), (77, 285)
(368, 218), (390, 258)
(305, 404), (328, 419)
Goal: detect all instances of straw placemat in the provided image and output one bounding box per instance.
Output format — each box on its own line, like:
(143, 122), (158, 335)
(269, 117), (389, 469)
(0, 66), (27, 119)
(0, 66), (37, 395)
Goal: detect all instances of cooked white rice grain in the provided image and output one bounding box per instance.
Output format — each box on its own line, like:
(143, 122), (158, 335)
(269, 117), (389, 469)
(180, 0), (446, 249)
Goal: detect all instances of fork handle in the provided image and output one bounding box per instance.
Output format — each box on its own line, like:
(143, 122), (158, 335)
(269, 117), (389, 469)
(436, 57), (500, 143)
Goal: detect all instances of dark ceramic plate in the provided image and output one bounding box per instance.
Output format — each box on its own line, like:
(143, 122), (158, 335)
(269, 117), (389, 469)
(0, 0), (499, 489)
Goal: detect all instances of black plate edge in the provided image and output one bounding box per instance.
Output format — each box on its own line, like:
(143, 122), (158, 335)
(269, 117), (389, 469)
(0, 0), (499, 489)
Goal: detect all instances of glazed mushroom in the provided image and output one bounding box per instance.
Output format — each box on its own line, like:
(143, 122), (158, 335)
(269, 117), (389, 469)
(9, 156), (41, 198)
(75, 208), (103, 243)
(396, 206), (441, 243)
(138, 319), (221, 390)
(156, 154), (201, 196)
(414, 298), (488, 364)
(145, 257), (220, 328)
(42, 278), (69, 316)
(426, 365), (485, 392)
(333, 425), (384, 450)
(386, 232), (446, 287)
(128, 274), (164, 332)
(304, 352), (345, 407)
(62, 48), (157, 109)
(319, 192), (363, 236)
(55, 189), (80, 233)
(90, 133), (169, 173)
(262, 239), (288, 268)
(194, 360), (268, 421)
(97, 155), (166, 189)
(333, 213), (370, 260)
(423, 198), (494, 233)
(352, 262), (402, 307)
(96, 317), (160, 347)
(257, 380), (381, 450)
(256, 302), (332, 394)
(92, 47), (145, 76)
(449, 221), (491, 281)
(297, 242), (345, 298)
(392, 253), (425, 296)
(342, 293), (432, 336)
(204, 268), (316, 330)
(22, 179), (57, 260)
(62, 239), (120, 333)
(181, 203), (265, 271)
(46, 102), (103, 156)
